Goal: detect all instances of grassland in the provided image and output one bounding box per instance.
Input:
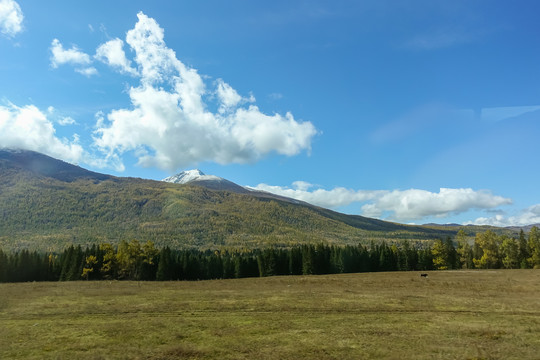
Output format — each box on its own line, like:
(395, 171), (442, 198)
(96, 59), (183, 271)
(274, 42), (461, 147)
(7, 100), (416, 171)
(1, 270), (540, 359)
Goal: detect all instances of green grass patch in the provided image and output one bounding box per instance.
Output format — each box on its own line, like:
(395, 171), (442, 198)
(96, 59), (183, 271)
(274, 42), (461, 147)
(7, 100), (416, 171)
(1, 270), (540, 359)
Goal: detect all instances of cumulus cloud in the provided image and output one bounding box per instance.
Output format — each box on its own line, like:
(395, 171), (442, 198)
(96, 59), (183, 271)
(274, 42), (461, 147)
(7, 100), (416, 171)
(50, 39), (91, 67)
(360, 188), (512, 221)
(253, 182), (512, 222)
(252, 182), (384, 209)
(468, 204), (540, 227)
(95, 38), (138, 76)
(216, 79), (254, 114)
(93, 12), (317, 171)
(0, 0), (23, 38)
(0, 101), (84, 163)
(50, 39), (96, 76)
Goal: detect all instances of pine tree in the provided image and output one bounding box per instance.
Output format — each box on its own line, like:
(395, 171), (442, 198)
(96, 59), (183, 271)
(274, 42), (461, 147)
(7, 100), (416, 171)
(417, 247), (434, 270)
(59, 246), (74, 281)
(445, 237), (458, 269)
(527, 227), (540, 268)
(288, 247), (303, 275)
(301, 245), (315, 275)
(517, 230), (530, 268)
(156, 247), (172, 281)
(456, 229), (474, 269)
(0, 249), (8, 282)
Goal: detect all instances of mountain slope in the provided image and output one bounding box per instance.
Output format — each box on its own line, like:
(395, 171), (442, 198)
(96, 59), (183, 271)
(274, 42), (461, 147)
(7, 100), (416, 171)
(0, 149), (112, 182)
(0, 149), (500, 252)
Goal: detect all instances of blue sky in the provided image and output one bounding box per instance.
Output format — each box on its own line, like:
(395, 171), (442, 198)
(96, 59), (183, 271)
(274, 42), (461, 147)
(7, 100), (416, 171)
(1, 0), (540, 226)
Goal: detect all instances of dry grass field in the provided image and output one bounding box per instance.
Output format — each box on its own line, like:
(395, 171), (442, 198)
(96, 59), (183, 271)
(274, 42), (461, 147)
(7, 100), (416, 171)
(1, 270), (540, 359)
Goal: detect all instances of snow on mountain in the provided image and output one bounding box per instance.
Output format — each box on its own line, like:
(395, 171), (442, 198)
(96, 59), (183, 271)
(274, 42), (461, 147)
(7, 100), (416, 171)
(162, 169), (221, 184)
(162, 170), (301, 200)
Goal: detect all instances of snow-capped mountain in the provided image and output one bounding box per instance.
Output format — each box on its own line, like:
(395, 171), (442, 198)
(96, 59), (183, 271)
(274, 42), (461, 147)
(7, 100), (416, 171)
(162, 169), (221, 184)
(162, 169), (250, 193)
(162, 169), (311, 205)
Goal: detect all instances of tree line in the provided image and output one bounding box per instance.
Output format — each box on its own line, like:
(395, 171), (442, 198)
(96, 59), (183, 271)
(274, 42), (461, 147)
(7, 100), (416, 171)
(0, 227), (538, 283)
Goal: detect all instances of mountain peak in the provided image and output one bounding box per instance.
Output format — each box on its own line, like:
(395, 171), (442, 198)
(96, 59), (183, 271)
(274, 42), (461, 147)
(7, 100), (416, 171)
(162, 169), (254, 194)
(162, 169), (220, 184)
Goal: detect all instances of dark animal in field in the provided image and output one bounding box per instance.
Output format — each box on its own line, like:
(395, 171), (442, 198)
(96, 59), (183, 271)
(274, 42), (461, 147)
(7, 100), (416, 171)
(420, 273), (428, 278)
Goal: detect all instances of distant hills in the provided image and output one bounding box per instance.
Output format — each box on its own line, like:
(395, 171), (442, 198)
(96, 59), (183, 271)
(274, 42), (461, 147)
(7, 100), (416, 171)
(0, 149), (521, 251)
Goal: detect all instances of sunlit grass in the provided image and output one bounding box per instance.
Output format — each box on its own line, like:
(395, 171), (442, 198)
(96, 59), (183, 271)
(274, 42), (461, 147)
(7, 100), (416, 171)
(1, 270), (539, 359)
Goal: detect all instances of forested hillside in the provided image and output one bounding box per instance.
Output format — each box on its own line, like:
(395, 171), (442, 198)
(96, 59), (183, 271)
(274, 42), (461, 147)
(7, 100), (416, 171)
(0, 150), (518, 252)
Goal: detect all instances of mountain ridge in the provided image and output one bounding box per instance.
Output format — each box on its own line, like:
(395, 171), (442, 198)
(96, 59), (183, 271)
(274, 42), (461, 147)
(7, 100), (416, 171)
(0, 148), (112, 182)
(163, 169), (252, 194)
(0, 149), (524, 251)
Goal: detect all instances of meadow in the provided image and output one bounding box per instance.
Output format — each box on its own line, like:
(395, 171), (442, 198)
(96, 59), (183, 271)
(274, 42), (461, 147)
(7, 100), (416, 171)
(1, 270), (539, 359)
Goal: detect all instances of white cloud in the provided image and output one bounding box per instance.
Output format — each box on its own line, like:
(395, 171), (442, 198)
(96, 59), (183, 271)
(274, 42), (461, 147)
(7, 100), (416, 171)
(57, 116), (76, 126)
(252, 182), (383, 209)
(95, 38), (138, 76)
(252, 182), (512, 222)
(0, 101), (84, 163)
(50, 39), (91, 67)
(75, 67), (98, 77)
(93, 12), (317, 171)
(50, 39), (97, 76)
(0, 0), (23, 38)
(468, 204), (540, 227)
(361, 188), (512, 221)
(216, 79), (253, 114)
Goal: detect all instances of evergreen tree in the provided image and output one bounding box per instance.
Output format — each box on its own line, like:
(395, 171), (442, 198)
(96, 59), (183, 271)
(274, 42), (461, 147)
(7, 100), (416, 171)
(206, 251), (223, 280)
(59, 246), (74, 281)
(445, 237), (458, 270)
(222, 254), (235, 279)
(378, 242), (395, 271)
(417, 247), (434, 270)
(401, 240), (417, 271)
(156, 247), (173, 281)
(368, 242), (380, 272)
(330, 246), (344, 274)
(67, 246), (84, 281)
(394, 244), (407, 271)
(517, 230), (530, 268)
(301, 245), (315, 275)
(0, 249), (8, 282)
(288, 247), (303, 275)
(456, 230), (474, 269)
(527, 226), (540, 268)
(500, 237), (519, 269)
(234, 256), (247, 278)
